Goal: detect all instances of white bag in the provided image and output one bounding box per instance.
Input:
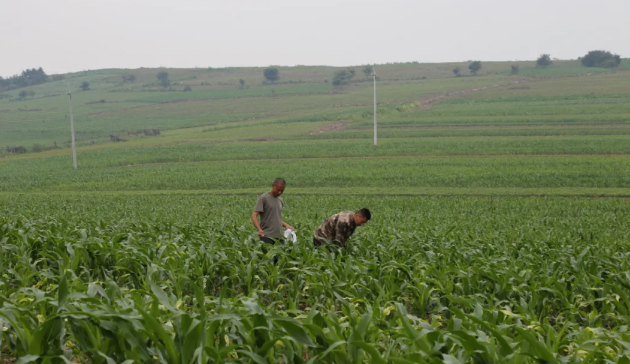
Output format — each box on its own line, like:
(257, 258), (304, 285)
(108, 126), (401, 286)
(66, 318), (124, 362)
(284, 229), (297, 243)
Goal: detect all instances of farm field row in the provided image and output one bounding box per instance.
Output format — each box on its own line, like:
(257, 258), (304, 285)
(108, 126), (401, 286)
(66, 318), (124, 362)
(2, 153), (630, 193)
(2, 194), (630, 362)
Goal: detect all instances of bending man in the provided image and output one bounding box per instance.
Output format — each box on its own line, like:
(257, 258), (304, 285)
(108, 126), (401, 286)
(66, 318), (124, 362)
(252, 178), (293, 245)
(313, 208), (371, 248)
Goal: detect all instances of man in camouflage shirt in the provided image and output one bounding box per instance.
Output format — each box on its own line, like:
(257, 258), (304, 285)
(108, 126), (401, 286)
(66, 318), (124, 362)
(313, 208), (371, 248)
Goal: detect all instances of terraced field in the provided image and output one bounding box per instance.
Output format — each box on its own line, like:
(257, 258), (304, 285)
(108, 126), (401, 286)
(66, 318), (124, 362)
(2, 60), (630, 362)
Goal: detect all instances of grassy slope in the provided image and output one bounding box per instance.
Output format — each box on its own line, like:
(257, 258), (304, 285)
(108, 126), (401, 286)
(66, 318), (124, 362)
(1, 60), (630, 196)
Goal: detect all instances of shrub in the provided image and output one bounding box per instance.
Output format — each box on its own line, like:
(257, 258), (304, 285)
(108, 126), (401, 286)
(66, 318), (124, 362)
(263, 68), (279, 83)
(332, 69), (356, 87)
(581, 50), (622, 68)
(536, 54), (552, 68)
(469, 61), (482, 75)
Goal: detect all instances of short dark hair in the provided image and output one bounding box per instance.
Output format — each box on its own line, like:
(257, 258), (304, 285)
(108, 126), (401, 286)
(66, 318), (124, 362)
(357, 208), (371, 220)
(273, 178), (286, 186)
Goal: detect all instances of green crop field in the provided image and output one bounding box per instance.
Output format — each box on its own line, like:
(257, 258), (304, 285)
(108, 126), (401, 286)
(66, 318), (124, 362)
(2, 59), (630, 363)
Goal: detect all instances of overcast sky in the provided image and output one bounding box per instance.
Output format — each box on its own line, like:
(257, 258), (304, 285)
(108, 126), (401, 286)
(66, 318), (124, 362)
(2, 0), (629, 77)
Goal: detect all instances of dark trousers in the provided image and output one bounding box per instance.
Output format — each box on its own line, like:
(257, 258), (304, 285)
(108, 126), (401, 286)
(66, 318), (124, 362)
(260, 236), (281, 264)
(260, 236), (277, 245)
(313, 237), (336, 253)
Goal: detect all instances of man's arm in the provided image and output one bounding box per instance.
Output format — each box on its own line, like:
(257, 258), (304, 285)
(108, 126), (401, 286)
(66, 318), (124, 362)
(282, 221), (294, 231)
(252, 211), (264, 236)
(252, 196), (265, 236)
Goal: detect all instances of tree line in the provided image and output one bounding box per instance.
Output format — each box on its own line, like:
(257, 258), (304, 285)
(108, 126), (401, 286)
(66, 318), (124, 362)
(453, 50), (623, 77)
(6, 50), (621, 94)
(0, 68), (51, 90)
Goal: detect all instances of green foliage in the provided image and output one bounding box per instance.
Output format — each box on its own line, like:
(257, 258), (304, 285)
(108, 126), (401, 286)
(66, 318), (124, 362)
(1, 67), (48, 90)
(239, 79), (246, 89)
(264, 67), (280, 83)
(80, 81), (90, 91)
(2, 60), (630, 362)
(452, 67), (461, 77)
(157, 71), (170, 87)
(1, 194), (630, 362)
(537, 54), (553, 68)
(332, 68), (356, 87)
(468, 61), (482, 75)
(51, 74), (65, 81)
(581, 50), (622, 68)
(362, 65), (374, 79)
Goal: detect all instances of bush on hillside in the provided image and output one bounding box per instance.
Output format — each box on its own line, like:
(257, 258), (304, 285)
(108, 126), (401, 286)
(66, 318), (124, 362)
(469, 61), (482, 75)
(363, 65), (374, 79)
(157, 71), (170, 87)
(264, 67), (279, 83)
(332, 69), (356, 87)
(581, 50), (622, 68)
(536, 54), (553, 68)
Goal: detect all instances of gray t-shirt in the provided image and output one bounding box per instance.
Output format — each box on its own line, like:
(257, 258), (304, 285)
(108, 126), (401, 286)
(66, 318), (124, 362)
(254, 192), (284, 238)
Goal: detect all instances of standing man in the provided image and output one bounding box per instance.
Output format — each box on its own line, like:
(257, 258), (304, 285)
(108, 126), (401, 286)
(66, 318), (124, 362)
(252, 178), (293, 245)
(313, 208), (371, 248)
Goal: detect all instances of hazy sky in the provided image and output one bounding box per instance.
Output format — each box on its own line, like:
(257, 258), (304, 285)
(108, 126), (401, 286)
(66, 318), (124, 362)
(2, 0), (629, 77)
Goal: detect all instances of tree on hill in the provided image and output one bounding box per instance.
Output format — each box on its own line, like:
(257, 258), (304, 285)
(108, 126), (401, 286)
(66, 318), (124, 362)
(239, 79), (246, 89)
(469, 61), (482, 75)
(18, 90), (28, 100)
(536, 54), (553, 68)
(80, 81), (90, 91)
(581, 50), (622, 68)
(263, 67), (279, 83)
(2, 68), (49, 90)
(363, 65), (374, 79)
(21, 68), (48, 86)
(332, 68), (356, 87)
(453, 67), (461, 77)
(157, 71), (170, 87)
(511, 65), (520, 74)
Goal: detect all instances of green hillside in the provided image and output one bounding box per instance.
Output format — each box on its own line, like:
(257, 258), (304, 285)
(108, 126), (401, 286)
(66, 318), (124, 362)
(3, 59), (630, 362)
(2, 60), (627, 152)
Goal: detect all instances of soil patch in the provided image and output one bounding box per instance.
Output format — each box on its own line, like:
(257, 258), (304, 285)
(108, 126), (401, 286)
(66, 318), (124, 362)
(308, 121), (346, 135)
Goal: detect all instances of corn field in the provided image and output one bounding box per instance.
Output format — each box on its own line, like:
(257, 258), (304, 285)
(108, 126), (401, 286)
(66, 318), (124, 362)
(1, 195), (630, 363)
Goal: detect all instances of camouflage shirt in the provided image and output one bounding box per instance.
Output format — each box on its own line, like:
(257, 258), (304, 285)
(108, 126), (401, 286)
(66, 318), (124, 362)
(314, 211), (356, 248)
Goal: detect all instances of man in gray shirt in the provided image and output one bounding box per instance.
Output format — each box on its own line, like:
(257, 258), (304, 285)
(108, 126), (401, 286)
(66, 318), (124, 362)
(252, 178), (293, 245)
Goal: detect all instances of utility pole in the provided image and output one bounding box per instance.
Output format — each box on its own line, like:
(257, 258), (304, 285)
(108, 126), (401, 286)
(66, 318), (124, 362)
(67, 85), (77, 169)
(373, 70), (377, 146)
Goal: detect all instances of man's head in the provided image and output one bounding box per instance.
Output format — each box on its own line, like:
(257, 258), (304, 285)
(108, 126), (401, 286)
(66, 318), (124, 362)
(354, 208), (371, 226)
(270, 178), (286, 197)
